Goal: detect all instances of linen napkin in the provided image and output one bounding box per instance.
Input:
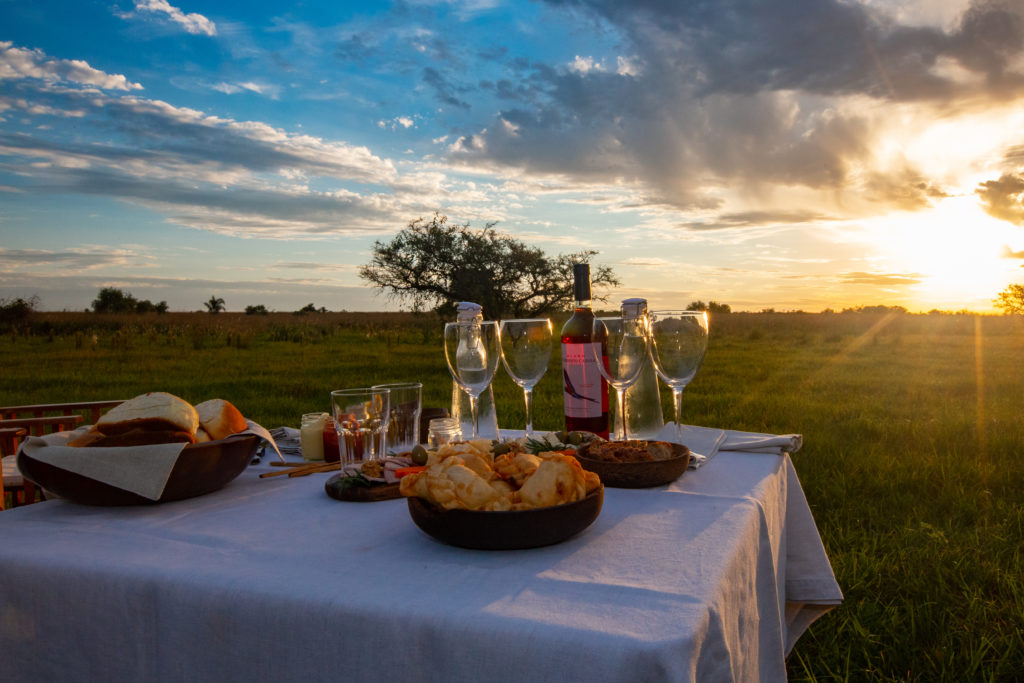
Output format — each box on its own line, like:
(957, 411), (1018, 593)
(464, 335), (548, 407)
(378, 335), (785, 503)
(269, 426), (301, 458)
(721, 431), (802, 455)
(19, 421), (283, 501)
(654, 423), (726, 468)
(656, 423), (802, 468)
(20, 429), (185, 500)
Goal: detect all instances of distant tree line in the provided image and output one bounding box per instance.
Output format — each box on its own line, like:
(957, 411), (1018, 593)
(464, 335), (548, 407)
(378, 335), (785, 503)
(92, 287), (168, 314)
(687, 301), (732, 314)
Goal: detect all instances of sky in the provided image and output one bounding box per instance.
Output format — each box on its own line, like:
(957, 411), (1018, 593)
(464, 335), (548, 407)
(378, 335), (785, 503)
(2, 0), (1024, 314)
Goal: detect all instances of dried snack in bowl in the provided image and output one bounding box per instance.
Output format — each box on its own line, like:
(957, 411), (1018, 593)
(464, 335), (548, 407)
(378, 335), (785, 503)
(399, 440), (601, 511)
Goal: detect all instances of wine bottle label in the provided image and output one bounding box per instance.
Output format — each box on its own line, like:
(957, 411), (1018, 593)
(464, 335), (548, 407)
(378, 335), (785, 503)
(562, 342), (607, 418)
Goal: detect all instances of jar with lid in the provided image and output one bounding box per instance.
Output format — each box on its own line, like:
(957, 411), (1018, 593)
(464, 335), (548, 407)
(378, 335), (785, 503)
(428, 417), (462, 448)
(300, 412), (328, 461)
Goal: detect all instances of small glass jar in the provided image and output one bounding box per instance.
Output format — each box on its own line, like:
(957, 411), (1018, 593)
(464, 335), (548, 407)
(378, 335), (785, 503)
(300, 412), (328, 461)
(322, 417), (340, 464)
(427, 417), (462, 448)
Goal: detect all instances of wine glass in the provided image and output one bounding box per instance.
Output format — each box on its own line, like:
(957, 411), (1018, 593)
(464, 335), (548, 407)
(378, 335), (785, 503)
(649, 310), (709, 443)
(443, 320), (500, 439)
(499, 318), (553, 437)
(591, 316), (649, 441)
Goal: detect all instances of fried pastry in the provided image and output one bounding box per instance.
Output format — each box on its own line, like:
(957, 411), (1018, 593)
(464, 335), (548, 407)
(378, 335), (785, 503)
(493, 452), (541, 488)
(402, 439), (601, 511)
(517, 455), (587, 508)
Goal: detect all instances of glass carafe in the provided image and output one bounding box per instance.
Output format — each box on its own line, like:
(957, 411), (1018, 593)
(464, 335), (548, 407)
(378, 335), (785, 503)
(620, 298), (664, 439)
(450, 302), (499, 439)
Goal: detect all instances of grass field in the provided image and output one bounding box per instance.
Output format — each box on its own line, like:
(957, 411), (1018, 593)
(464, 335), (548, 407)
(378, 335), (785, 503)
(4, 310), (1024, 680)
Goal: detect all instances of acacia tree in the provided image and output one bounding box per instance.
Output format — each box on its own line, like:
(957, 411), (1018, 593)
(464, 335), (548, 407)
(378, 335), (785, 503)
(359, 214), (619, 318)
(994, 284), (1024, 314)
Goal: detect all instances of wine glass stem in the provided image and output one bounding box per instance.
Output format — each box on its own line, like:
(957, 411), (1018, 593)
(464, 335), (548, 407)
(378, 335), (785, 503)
(615, 387), (627, 441)
(469, 394), (480, 439)
(672, 388), (684, 442)
(522, 387), (534, 437)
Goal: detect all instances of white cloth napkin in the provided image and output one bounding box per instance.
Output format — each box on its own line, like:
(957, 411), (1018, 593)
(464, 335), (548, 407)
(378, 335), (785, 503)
(722, 430), (802, 455)
(656, 423), (802, 468)
(19, 421), (282, 500)
(20, 429), (185, 500)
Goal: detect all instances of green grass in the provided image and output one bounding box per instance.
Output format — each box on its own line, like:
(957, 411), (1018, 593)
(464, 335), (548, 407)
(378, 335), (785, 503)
(4, 311), (1024, 680)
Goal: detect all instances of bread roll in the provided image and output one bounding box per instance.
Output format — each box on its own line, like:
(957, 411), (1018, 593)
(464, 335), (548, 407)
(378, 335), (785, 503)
(67, 428), (105, 447)
(77, 428), (197, 447)
(96, 392), (199, 436)
(194, 399), (247, 440)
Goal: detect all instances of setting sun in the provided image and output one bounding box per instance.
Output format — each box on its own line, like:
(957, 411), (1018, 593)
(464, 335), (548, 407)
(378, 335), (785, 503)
(863, 196), (1022, 311)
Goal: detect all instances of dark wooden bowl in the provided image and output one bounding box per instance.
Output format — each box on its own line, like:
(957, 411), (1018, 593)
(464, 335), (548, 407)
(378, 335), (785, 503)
(575, 443), (690, 488)
(17, 434), (260, 506)
(407, 485), (603, 550)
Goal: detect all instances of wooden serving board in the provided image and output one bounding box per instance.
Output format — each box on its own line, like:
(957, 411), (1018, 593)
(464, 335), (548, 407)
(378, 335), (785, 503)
(324, 474), (402, 502)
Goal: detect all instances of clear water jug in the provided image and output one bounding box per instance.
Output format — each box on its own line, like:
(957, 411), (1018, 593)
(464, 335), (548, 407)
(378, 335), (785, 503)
(450, 302), (499, 439)
(620, 298), (664, 439)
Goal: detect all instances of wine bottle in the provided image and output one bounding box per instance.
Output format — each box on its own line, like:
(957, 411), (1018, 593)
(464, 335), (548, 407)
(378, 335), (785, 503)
(560, 264), (609, 438)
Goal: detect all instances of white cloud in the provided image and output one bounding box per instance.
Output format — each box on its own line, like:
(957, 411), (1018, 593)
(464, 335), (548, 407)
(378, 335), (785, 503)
(0, 42), (143, 91)
(132, 0), (217, 37)
(568, 55), (603, 74)
(377, 115), (417, 131)
(209, 81), (280, 98)
(616, 55), (641, 77)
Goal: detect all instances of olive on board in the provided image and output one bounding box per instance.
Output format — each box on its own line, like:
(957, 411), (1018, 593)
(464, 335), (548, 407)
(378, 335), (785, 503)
(410, 444), (429, 465)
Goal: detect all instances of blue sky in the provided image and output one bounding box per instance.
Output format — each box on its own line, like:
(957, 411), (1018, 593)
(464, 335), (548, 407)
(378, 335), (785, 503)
(2, 0), (1024, 313)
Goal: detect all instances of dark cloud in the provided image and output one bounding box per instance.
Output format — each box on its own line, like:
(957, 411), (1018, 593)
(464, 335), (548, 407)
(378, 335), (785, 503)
(447, 0), (1024, 214)
(679, 209), (835, 230)
(549, 0), (1024, 101)
(422, 66), (471, 109)
(977, 173), (1024, 225)
(334, 34), (377, 64)
(865, 168), (951, 210)
(0, 149), (403, 237)
(0, 248), (141, 270)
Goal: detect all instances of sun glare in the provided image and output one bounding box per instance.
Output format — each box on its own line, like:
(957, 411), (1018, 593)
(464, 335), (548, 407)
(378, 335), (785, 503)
(867, 196), (1022, 311)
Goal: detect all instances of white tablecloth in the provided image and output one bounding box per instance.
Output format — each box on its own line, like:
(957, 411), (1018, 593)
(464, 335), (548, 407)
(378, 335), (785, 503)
(0, 432), (841, 682)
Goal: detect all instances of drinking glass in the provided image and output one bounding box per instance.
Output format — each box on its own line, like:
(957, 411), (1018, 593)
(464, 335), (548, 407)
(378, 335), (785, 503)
(499, 318), (553, 437)
(591, 316), (649, 441)
(372, 382), (422, 453)
(649, 310), (709, 443)
(443, 320), (500, 439)
(330, 387), (390, 465)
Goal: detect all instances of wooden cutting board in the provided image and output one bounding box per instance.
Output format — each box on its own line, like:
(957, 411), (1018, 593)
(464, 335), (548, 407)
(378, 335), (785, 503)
(324, 473), (402, 502)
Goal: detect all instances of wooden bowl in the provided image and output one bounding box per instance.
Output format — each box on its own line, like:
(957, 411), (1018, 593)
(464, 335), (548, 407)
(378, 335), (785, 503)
(575, 442), (690, 488)
(17, 434), (260, 506)
(407, 485), (603, 550)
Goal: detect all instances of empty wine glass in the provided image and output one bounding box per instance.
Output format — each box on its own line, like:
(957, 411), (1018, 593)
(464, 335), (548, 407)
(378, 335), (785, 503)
(499, 318), (553, 437)
(649, 310), (709, 443)
(591, 316), (649, 441)
(443, 320), (500, 439)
